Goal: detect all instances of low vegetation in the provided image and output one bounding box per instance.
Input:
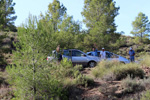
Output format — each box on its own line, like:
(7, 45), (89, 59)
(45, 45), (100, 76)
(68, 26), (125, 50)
(140, 55), (150, 67)
(6, 57), (93, 100)
(121, 76), (145, 93)
(92, 60), (145, 81)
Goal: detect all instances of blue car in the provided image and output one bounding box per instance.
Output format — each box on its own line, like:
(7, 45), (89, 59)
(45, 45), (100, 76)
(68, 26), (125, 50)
(87, 51), (130, 64)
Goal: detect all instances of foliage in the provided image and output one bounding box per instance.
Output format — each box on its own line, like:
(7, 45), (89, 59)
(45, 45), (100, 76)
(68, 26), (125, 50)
(114, 63), (145, 80)
(6, 12), (89, 99)
(82, 0), (121, 50)
(52, 15), (81, 49)
(38, 0), (82, 51)
(0, 32), (8, 66)
(121, 76), (145, 93)
(92, 60), (145, 80)
(47, 0), (66, 32)
(6, 15), (66, 100)
(140, 55), (150, 67)
(131, 12), (150, 43)
(0, 0), (17, 31)
(141, 90), (150, 100)
(50, 58), (91, 87)
(92, 60), (121, 80)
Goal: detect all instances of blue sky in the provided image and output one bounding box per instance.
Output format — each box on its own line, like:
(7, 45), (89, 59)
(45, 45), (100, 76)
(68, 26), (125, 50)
(13, 0), (150, 36)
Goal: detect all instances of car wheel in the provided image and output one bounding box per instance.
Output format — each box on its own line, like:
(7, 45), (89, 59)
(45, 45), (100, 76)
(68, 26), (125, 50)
(88, 61), (96, 68)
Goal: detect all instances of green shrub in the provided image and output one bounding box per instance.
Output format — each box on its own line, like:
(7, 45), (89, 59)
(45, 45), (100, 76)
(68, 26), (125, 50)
(50, 58), (90, 87)
(140, 55), (150, 67)
(92, 61), (145, 81)
(141, 90), (150, 100)
(92, 60), (121, 79)
(114, 63), (145, 80)
(7, 64), (66, 100)
(122, 76), (145, 93)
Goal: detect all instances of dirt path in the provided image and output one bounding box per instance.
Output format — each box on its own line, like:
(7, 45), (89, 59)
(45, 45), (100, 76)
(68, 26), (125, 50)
(80, 68), (105, 100)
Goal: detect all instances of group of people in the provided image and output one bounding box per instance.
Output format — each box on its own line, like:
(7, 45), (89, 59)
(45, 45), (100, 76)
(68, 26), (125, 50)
(91, 47), (106, 59)
(55, 44), (135, 62)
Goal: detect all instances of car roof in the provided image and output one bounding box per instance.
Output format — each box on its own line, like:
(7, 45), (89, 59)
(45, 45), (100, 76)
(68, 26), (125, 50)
(87, 51), (110, 53)
(64, 49), (80, 51)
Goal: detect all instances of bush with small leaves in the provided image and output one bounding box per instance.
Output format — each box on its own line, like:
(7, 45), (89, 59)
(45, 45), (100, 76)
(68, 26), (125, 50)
(122, 76), (145, 93)
(114, 63), (145, 80)
(92, 60), (145, 81)
(141, 90), (150, 100)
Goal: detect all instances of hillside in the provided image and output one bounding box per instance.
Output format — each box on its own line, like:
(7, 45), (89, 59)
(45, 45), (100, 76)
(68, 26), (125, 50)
(116, 35), (150, 59)
(0, 32), (17, 99)
(0, 32), (150, 100)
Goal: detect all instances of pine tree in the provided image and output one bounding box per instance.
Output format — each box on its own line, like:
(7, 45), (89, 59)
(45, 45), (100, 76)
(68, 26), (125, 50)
(39, 0), (81, 50)
(82, 0), (120, 50)
(131, 12), (150, 43)
(7, 15), (64, 99)
(0, 0), (17, 31)
(47, 0), (66, 32)
(53, 14), (81, 49)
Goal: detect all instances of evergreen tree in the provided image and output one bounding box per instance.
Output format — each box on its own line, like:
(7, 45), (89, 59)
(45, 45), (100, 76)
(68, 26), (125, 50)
(53, 14), (81, 49)
(131, 12), (150, 43)
(39, 0), (81, 50)
(81, 0), (120, 50)
(7, 15), (64, 100)
(47, 0), (66, 32)
(35, 0), (67, 52)
(0, 0), (17, 31)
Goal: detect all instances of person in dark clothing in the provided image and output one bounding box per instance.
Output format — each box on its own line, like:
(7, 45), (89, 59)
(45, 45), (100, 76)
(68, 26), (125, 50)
(129, 47), (135, 62)
(56, 45), (62, 62)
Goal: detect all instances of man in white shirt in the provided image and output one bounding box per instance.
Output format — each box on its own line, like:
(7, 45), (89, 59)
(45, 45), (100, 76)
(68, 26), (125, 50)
(100, 48), (106, 59)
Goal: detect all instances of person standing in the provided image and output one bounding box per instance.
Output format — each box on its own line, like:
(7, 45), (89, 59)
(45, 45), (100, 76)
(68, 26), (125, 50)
(91, 43), (99, 57)
(56, 45), (62, 62)
(100, 48), (106, 59)
(91, 47), (98, 57)
(129, 47), (135, 62)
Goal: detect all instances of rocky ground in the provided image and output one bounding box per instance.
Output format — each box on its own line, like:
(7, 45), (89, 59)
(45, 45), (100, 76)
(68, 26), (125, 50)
(68, 67), (150, 100)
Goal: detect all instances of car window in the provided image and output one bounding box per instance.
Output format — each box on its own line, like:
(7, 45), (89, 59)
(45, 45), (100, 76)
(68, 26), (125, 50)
(106, 52), (112, 58)
(87, 52), (91, 55)
(63, 50), (69, 56)
(72, 50), (83, 57)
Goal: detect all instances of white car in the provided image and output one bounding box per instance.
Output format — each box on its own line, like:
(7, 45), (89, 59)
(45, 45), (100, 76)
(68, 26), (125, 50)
(87, 51), (130, 64)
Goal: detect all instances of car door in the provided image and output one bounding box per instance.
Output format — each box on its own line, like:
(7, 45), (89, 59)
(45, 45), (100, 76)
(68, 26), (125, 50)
(71, 50), (88, 66)
(62, 50), (72, 61)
